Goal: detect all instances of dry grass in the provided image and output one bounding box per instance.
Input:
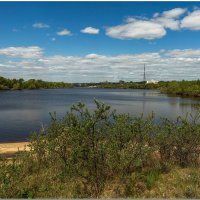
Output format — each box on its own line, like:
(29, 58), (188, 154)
(143, 167), (200, 198)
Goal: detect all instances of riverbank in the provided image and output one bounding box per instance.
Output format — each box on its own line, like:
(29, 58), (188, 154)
(1, 76), (200, 98)
(98, 80), (200, 98)
(0, 141), (29, 158)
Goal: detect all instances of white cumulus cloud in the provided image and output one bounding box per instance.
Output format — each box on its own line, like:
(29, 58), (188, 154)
(106, 8), (190, 40)
(85, 54), (106, 59)
(181, 10), (200, 30)
(162, 8), (187, 18)
(154, 17), (180, 30)
(56, 29), (72, 36)
(106, 18), (166, 40)
(81, 27), (100, 34)
(153, 8), (187, 31)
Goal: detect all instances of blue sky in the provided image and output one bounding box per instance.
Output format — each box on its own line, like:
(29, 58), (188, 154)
(0, 2), (200, 82)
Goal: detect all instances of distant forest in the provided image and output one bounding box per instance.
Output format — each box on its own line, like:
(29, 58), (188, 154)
(98, 80), (200, 97)
(0, 76), (73, 90)
(0, 76), (200, 97)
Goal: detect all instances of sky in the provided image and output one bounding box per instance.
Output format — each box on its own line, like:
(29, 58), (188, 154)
(0, 1), (200, 82)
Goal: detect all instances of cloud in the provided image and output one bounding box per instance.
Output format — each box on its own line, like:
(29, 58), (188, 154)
(162, 8), (187, 18)
(12, 28), (19, 32)
(81, 27), (100, 34)
(56, 29), (72, 36)
(163, 49), (200, 57)
(106, 8), (189, 40)
(0, 46), (43, 59)
(85, 54), (106, 59)
(181, 10), (200, 30)
(106, 19), (166, 40)
(152, 8), (187, 31)
(0, 46), (200, 82)
(153, 17), (180, 30)
(32, 23), (50, 29)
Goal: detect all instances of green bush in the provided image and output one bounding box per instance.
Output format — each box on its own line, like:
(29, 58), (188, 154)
(0, 100), (200, 198)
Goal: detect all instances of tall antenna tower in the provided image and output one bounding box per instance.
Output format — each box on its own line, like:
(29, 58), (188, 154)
(143, 64), (146, 82)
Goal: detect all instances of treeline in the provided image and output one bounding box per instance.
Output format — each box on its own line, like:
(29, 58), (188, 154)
(98, 81), (159, 89)
(159, 80), (200, 97)
(98, 80), (200, 97)
(0, 76), (73, 90)
(1, 100), (200, 198)
(1, 75), (200, 97)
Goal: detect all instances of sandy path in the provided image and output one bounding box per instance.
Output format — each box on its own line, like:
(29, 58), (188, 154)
(0, 142), (30, 157)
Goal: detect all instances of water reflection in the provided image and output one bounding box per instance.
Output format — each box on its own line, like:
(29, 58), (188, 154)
(142, 91), (146, 114)
(0, 88), (199, 142)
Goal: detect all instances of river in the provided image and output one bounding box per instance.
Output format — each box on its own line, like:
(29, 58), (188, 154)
(0, 88), (199, 142)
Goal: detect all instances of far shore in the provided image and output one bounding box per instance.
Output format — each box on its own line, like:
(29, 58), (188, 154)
(0, 141), (30, 158)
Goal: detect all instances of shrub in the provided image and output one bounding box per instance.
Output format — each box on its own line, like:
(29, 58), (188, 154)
(0, 100), (200, 198)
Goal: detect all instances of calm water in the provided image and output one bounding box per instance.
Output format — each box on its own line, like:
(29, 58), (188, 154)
(0, 88), (200, 142)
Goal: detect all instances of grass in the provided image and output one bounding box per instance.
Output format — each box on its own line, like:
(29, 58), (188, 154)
(143, 168), (200, 198)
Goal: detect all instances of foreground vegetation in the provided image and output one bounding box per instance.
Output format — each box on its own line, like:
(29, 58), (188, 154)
(0, 76), (73, 90)
(1, 100), (200, 198)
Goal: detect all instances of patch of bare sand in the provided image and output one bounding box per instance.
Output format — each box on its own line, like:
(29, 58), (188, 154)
(0, 142), (30, 158)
